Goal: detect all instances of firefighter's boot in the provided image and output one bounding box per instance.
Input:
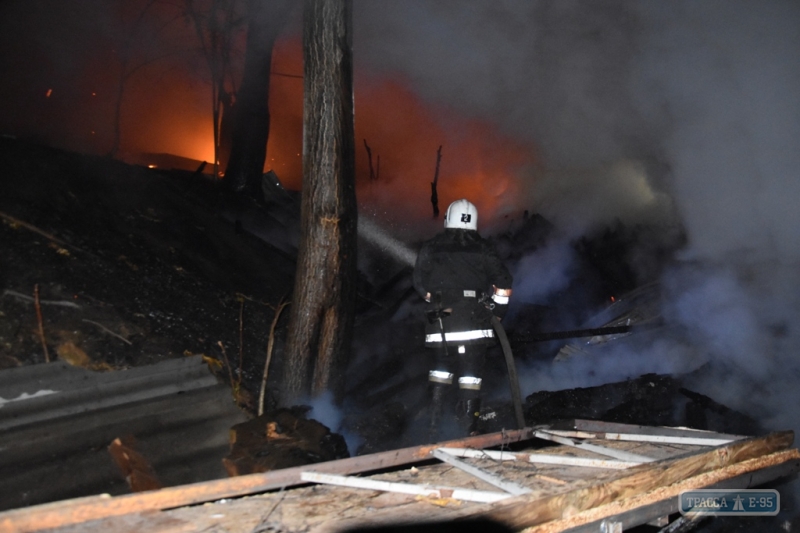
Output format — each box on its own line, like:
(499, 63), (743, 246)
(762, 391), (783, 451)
(428, 385), (447, 442)
(462, 398), (482, 436)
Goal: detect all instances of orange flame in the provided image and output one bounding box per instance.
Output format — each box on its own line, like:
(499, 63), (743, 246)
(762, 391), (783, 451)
(166, 36), (537, 225)
(266, 37), (537, 225)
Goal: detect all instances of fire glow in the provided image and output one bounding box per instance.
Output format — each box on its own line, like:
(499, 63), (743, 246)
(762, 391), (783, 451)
(148, 36), (538, 225)
(266, 37), (537, 224)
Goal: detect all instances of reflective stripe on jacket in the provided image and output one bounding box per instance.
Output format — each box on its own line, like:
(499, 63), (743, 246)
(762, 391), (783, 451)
(425, 328), (494, 344)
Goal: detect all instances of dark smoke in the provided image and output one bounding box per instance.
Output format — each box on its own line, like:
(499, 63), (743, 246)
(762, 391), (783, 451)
(355, 0), (800, 438)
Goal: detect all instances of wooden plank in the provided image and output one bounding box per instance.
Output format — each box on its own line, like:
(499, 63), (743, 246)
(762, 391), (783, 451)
(446, 430), (794, 531)
(522, 449), (800, 533)
(439, 448), (640, 469)
(432, 448), (532, 495)
(46, 434), (797, 533)
(153, 448), (796, 533)
(544, 429), (736, 447)
(533, 430), (656, 463)
(305, 435), (796, 533)
(561, 419), (744, 441)
(299, 471), (511, 503)
(0, 428), (533, 533)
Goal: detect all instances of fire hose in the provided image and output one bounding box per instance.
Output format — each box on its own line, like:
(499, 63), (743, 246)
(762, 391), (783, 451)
(491, 315), (526, 430)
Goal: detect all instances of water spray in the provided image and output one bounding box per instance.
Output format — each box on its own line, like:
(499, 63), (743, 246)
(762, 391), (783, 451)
(357, 217), (418, 268)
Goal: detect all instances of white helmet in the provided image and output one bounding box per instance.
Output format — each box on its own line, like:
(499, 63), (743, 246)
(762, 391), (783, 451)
(444, 199), (478, 230)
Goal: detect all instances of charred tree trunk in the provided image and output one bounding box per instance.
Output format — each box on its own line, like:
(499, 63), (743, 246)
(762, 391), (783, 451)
(185, 0), (241, 179)
(281, 0), (356, 404)
(431, 145), (442, 218)
(224, 0), (294, 192)
(216, 88), (235, 173)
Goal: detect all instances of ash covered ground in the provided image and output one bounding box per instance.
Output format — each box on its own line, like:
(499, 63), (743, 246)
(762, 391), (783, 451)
(0, 140), (291, 376)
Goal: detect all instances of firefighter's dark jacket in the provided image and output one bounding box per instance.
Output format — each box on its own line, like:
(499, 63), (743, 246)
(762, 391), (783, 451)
(413, 229), (513, 346)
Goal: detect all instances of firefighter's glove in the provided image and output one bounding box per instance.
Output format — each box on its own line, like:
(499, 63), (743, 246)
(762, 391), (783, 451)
(490, 286), (512, 320)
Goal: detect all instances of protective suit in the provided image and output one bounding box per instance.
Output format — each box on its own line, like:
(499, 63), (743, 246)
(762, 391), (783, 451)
(413, 199), (512, 437)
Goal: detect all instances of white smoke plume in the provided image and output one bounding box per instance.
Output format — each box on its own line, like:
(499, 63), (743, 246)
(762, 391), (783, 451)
(355, 0), (800, 438)
(509, 239), (576, 306)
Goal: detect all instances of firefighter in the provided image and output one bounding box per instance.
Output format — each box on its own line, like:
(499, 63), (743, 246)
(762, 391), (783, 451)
(413, 199), (513, 438)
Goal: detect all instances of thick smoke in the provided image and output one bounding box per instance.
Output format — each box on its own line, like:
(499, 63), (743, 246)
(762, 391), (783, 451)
(355, 0), (800, 437)
(355, 1), (668, 209)
(509, 239), (576, 306)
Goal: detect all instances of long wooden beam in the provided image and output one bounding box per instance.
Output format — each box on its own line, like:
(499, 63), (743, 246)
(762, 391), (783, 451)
(439, 447), (640, 469)
(532, 429), (656, 463)
(451, 430), (794, 530)
(556, 419), (744, 441)
(0, 428), (533, 533)
(432, 448), (533, 495)
(299, 471), (511, 503)
(543, 429), (737, 446)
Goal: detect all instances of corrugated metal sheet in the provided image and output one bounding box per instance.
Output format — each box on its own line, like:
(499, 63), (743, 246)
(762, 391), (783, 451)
(0, 356), (248, 511)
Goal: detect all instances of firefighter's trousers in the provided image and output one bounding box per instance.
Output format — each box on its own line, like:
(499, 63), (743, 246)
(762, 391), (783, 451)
(426, 342), (486, 400)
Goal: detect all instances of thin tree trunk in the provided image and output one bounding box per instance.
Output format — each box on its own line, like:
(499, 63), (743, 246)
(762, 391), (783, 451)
(281, 0), (356, 404)
(212, 78), (221, 177)
(224, 0), (294, 192)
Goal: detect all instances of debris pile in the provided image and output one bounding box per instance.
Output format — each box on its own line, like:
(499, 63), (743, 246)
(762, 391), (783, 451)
(522, 371), (761, 436)
(224, 408), (349, 476)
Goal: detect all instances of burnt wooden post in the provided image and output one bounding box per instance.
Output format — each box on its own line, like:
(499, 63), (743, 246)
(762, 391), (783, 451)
(282, 0), (357, 403)
(431, 145), (442, 218)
